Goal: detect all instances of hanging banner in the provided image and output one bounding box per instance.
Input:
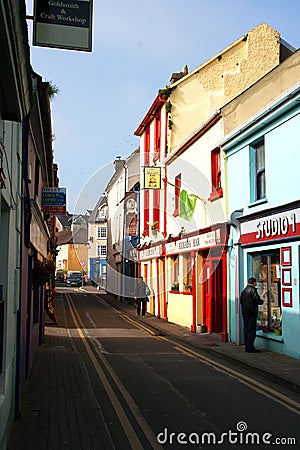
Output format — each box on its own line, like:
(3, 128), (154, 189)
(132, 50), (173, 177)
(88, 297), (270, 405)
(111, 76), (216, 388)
(33, 0), (93, 52)
(125, 192), (138, 236)
(144, 166), (161, 189)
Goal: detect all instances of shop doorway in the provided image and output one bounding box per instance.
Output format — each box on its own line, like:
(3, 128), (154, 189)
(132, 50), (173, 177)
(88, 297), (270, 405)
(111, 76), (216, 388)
(202, 255), (224, 333)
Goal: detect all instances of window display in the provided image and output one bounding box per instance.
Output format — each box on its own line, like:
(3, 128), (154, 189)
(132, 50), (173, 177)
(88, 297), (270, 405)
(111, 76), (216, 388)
(252, 251), (281, 335)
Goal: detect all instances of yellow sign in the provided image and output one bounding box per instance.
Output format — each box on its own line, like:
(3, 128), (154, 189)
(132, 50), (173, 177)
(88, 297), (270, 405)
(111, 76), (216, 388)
(144, 167), (161, 189)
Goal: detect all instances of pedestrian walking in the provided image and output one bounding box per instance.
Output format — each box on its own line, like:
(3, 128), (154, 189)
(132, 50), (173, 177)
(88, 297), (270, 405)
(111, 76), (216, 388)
(135, 276), (150, 316)
(240, 277), (263, 353)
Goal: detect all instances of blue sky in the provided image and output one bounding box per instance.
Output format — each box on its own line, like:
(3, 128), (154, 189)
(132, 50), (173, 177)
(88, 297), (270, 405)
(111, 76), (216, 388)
(25, 1), (300, 213)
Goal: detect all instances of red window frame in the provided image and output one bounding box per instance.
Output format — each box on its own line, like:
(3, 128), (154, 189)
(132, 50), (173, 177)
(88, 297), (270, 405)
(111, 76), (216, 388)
(209, 147), (223, 201)
(154, 111), (161, 162)
(153, 189), (160, 228)
(170, 255), (180, 292)
(173, 174), (181, 217)
(144, 128), (150, 166)
(183, 253), (193, 293)
(211, 147), (221, 189)
(143, 127), (150, 233)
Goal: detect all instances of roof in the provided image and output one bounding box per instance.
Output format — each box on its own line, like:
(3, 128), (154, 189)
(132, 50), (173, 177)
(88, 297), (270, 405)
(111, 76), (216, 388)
(88, 195), (108, 222)
(56, 229), (73, 245)
(56, 226), (88, 246)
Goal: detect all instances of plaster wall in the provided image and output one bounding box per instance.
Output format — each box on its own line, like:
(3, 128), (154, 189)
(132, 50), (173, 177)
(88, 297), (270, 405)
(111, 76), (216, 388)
(170, 24), (281, 151)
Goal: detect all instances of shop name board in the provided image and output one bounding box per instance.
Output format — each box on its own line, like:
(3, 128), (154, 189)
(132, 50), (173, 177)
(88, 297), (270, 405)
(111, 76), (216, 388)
(33, 0), (93, 52)
(139, 245), (162, 261)
(165, 231), (216, 255)
(240, 207), (300, 245)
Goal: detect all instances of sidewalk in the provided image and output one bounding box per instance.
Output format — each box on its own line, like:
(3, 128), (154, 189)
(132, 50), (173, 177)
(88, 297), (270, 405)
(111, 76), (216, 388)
(82, 286), (300, 394)
(8, 291), (116, 450)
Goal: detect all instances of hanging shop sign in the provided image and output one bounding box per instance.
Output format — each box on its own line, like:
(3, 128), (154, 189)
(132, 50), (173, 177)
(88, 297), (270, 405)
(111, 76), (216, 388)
(42, 187), (67, 214)
(33, 0), (93, 52)
(125, 192), (138, 236)
(240, 206), (300, 246)
(144, 166), (161, 189)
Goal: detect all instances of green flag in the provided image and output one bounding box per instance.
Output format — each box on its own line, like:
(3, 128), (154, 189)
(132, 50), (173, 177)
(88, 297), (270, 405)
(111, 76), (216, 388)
(179, 189), (198, 221)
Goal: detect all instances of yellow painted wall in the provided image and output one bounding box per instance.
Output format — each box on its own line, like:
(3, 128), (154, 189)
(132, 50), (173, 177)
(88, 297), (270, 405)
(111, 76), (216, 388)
(68, 244), (88, 272)
(167, 293), (193, 328)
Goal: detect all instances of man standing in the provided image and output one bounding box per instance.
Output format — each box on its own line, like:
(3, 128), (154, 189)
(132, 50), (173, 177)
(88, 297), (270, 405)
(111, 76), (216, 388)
(135, 276), (149, 317)
(240, 277), (263, 353)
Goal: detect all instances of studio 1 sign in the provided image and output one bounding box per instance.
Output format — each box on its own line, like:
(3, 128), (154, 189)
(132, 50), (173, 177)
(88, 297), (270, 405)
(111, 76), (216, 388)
(240, 206), (300, 245)
(33, 0), (93, 52)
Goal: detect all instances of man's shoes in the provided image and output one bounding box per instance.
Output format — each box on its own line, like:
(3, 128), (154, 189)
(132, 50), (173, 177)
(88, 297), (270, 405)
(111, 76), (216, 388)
(245, 349), (261, 353)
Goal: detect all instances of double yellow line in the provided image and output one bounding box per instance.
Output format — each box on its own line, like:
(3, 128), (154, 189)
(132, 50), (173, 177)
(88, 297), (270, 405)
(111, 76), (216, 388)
(65, 293), (163, 450)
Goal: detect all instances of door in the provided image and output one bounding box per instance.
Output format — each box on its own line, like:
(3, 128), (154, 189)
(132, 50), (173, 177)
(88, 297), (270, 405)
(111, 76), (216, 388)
(203, 256), (224, 333)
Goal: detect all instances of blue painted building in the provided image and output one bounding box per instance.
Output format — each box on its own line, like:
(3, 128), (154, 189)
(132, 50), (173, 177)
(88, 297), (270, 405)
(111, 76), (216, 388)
(222, 69), (300, 358)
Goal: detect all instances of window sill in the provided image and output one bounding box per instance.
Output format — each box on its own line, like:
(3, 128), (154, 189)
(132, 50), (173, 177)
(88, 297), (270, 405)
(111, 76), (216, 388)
(256, 330), (283, 342)
(182, 291), (193, 295)
(208, 187), (223, 202)
(169, 290), (180, 294)
(248, 197), (268, 208)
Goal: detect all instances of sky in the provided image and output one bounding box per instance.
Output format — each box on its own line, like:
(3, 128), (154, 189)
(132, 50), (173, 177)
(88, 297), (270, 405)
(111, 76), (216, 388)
(25, 0), (300, 214)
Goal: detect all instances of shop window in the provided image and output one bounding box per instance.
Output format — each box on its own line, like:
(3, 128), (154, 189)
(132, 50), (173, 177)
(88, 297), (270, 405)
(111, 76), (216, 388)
(250, 138), (266, 202)
(252, 251), (281, 335)
(183, 253), (193, 293)
(173, 174), (181, 217)
(170, 255), (180, 291)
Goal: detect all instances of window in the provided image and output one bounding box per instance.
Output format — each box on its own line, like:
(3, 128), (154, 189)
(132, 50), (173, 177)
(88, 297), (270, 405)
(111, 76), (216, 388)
(252, 251), (281, 335)
(173, 174), (181, 216)
(97, 245), (107, 257)
(170, 255), (180, 291)
(97, 227), (107, 239)
(209, 147), (223, 201)
(183, 253), (193, 292)
(211, 147), (221, 190)
(251, 139), (266, 201)
(97, 206), (107, 221)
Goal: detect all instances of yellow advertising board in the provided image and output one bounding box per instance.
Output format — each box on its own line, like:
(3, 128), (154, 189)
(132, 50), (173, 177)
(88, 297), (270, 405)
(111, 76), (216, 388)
(144, 167), (161, 189)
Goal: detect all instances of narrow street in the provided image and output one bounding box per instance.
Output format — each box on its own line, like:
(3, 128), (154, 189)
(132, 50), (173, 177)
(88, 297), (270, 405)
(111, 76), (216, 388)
(8, 287), (300, 450)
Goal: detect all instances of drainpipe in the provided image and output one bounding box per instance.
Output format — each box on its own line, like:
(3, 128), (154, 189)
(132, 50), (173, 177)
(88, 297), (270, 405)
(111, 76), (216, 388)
(191, 251), (196, 332)
(228, 209), (243, 345)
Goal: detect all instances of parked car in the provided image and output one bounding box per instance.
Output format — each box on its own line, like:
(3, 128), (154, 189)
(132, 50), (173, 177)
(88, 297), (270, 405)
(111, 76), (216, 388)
(55, 271), (65, 282)
(66, 271), (82, 287)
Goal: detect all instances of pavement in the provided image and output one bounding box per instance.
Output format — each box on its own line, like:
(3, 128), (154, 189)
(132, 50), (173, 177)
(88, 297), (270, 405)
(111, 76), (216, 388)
(7, 285), (300, 449)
